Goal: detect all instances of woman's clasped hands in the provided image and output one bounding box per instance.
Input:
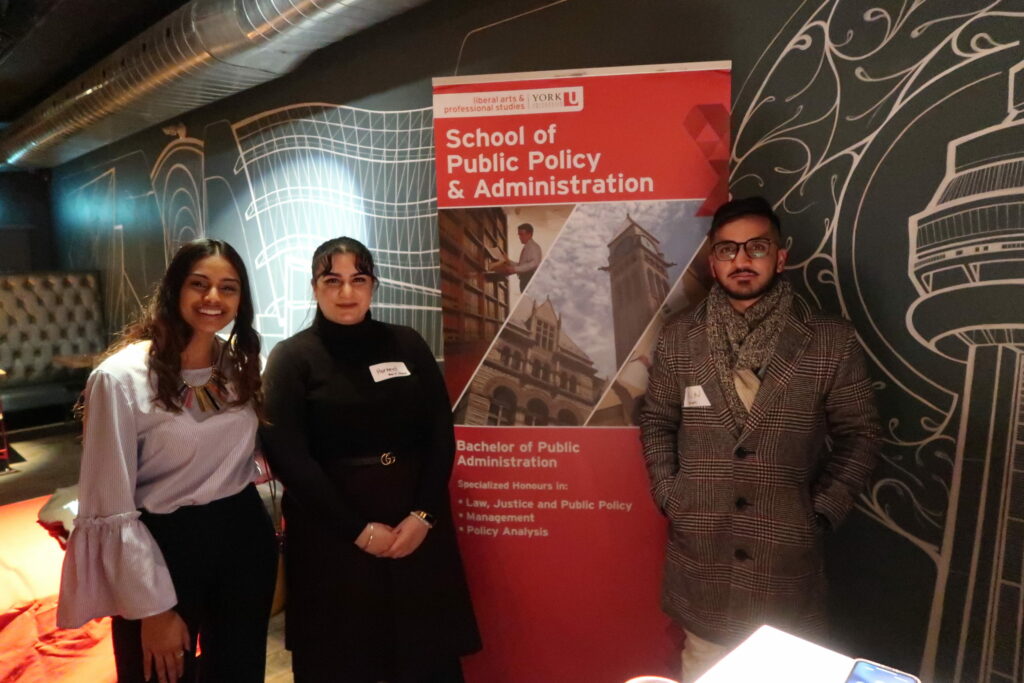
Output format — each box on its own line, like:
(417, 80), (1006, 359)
(354, 515), (429, 559)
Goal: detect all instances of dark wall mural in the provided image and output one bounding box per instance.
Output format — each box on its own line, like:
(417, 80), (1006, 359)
(50, 1), (1024, 679)
(0, 171), (55, 271)
(729, 4), (1023, 680)
(57, 107), (440, 352)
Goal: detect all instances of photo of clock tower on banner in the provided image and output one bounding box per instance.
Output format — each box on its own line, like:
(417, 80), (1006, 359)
(433, 63), (731, 682)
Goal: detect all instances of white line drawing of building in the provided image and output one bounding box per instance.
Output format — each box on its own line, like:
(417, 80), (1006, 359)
(150, 128), (206, 262)
(230, 104), (441, 354)
(67, 168), (146, 332)
(61, 104), (441, 359)
(907, 61), (1024, 683)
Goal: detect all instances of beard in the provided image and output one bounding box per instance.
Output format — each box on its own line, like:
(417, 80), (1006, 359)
(718, 267), (779, 302)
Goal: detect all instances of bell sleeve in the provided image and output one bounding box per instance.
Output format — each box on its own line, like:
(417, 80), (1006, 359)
(57, 369), (177, 628)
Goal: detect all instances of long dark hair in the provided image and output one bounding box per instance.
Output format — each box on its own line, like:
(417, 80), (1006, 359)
(310, 236), (378, 285)
(105, 238), (263, 416)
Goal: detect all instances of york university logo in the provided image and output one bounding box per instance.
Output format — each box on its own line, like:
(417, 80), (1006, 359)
(528, 87), (583, 110)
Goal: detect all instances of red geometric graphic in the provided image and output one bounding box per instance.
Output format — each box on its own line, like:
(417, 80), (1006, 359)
(684, 104), (731, 215)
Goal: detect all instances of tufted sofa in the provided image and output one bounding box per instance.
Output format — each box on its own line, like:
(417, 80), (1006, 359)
(0, 272), (107, 415)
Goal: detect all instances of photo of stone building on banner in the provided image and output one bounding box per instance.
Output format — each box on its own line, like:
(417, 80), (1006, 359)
(446, 201), (710, 427)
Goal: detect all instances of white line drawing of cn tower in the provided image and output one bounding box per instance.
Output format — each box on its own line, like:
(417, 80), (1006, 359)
(909, 61), (1024, 683)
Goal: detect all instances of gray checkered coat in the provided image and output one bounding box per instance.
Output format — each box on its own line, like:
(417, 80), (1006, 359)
(639, 295), (881, 646)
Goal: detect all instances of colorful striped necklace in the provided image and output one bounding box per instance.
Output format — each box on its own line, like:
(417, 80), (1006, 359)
(180, 367), (227, 412)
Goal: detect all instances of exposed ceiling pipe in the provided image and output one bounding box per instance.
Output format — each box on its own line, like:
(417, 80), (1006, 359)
(0, 0), (427, 169)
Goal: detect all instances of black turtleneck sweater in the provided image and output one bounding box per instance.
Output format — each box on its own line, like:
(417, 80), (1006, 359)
(260, 311), (456, 541)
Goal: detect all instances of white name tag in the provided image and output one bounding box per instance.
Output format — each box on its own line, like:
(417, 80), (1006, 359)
(683, 384), (711, 408)
(369, 362), (411, 382)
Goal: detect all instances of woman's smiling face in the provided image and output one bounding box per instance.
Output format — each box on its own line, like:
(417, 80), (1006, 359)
(178, 254), (241, 335)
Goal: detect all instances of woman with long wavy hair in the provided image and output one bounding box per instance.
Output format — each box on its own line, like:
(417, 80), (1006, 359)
(58, 238), (277, 683)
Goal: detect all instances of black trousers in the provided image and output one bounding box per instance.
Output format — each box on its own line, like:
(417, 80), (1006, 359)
(111, 484), (277, 683)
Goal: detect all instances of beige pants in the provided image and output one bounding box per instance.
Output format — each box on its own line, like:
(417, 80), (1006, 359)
(680, 629), (730, 683)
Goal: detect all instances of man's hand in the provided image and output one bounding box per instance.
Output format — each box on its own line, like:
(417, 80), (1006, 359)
(380, 515), (430, 558)
(141, 609), (190, 683)
(354, 522), (397, 556)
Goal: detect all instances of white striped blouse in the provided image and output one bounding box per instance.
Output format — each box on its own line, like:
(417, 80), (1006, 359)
(57, 341), (259, 629)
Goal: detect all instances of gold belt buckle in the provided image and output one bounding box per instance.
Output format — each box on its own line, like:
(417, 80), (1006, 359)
(380, 451), (396, 466)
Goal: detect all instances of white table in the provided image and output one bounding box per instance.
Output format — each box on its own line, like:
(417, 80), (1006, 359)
(697, 625), (855, 683)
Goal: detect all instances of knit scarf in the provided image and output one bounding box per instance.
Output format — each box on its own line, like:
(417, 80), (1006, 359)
(705, 278), (793, 429)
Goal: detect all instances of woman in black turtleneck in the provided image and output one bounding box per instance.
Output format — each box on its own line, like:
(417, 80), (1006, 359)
(260, 237), (480, 683)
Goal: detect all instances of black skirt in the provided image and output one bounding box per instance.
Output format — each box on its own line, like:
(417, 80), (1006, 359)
(282, 457), (481, 677)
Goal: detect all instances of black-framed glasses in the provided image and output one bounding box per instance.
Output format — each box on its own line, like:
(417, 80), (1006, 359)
(711, 237), (775, 262)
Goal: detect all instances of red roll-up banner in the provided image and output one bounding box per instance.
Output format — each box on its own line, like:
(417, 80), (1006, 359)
(434, 62), (731, 683)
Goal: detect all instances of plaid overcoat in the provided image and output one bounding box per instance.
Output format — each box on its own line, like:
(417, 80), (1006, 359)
(639, 294), (881, 646)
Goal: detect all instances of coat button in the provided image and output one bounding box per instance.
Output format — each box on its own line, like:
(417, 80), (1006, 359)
(735, 497), (749, 510)
(734, 548), (750, 561)
(735, 446), (750, 459)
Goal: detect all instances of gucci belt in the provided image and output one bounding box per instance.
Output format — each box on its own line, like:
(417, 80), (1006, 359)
(340, 451), (397, 467)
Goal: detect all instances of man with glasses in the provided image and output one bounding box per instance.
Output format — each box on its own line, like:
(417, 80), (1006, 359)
(640, 196), (881, 682)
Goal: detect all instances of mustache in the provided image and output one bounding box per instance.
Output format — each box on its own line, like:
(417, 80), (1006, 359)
(730, 269), (758, 277)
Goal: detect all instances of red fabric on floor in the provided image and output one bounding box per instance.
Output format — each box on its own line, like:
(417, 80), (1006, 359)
(0, 598), (114, 682)
(0, 497), (115, 681)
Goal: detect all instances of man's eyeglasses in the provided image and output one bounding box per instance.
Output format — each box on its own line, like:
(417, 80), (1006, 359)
(711, 237), (776, 262)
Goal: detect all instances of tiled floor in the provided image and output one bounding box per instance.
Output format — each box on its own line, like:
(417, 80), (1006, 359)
(3, 426), (294, 682)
